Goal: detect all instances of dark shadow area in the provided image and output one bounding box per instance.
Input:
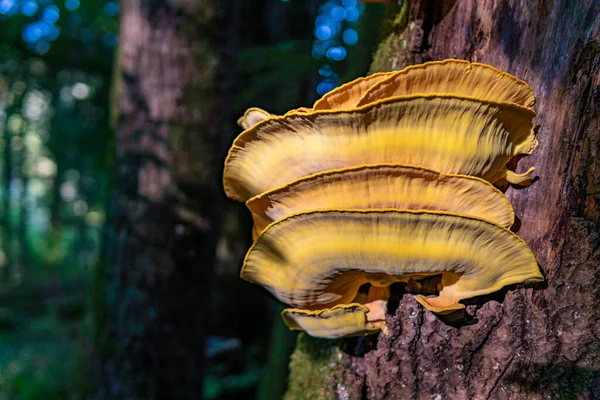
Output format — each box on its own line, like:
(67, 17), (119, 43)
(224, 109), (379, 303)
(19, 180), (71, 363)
(455, 278), (548, 313)
(405, 274), (443, 296)
(436, 308), (479, 328)
(510, 214), (522, 233)
(505, 362), (600, 398)
(385, 282), (406, 316)
(339, 333), (379, 357)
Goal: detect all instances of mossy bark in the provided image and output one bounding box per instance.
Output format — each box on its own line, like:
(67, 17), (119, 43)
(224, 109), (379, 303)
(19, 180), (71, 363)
(286, 1), (600, 399)
(100, 0), (239, 398)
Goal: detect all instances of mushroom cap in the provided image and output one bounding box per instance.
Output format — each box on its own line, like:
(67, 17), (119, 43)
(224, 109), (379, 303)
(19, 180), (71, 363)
(241, 210), (543, 312)
(237, 107), (272, 130)
(313, 72), (395, 110)
(281, 301), (387, 339)
(224, 95), (536, 202)
(246, 164), (515, 238)
(357, 59), (535, 108)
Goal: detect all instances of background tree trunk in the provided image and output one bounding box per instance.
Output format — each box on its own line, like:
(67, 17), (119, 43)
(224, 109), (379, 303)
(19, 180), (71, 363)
(101, 0), (238, 398)
(287, 1), (600, 399)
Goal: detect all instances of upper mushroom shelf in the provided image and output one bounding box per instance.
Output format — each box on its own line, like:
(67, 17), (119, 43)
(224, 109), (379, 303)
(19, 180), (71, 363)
(224, 95), (536, 202)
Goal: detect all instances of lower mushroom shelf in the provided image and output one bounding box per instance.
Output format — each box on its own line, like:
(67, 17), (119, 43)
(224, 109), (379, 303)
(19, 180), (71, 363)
(242, 209), (543, 314)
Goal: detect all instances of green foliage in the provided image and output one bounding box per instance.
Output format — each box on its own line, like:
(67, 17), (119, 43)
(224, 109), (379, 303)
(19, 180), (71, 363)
(0, 309), (94, 400)
(0, 0), (116, 398)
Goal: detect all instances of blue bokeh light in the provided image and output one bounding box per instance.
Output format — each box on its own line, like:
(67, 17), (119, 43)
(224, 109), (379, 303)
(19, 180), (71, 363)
(315, 15), (341, 37)
(65, 0), (79, 11)
(21, 0), (39, 16)
(312, 0), (364, 95)
(317, 80), (338, 96)
(103, 1), (118, 16)
(0, 0), (17, 15)
(315, 25), (332, 41)
(345, 6), (360, 22)
(318, 64), (333, 77)
(319, 2), (335, 14)
(23, 22), (44, 42)
(46, 24), (59, 40)
(330, 5), (346, 21)
(41, 5), (59, 23)
(103, 32), (117, 47)
(342, 28), (358, 45)
(326, 46), (346, 61)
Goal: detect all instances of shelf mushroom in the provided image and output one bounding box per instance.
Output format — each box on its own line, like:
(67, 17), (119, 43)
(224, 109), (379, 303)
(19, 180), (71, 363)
(356, 59), (535, 108)
(312, 71), (394, 110)
(242, 210), (543, 312)
(225, 60), (542, 339)
(246, 164), (515, 239)
(281, 301), (387, 339)
(237, 107), (273, 130)
(224, 95), (536, 202)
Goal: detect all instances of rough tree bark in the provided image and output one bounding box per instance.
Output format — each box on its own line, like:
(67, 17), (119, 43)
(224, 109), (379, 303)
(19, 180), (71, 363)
(287, 1), (600, 399)
(100, 0), (238, 398)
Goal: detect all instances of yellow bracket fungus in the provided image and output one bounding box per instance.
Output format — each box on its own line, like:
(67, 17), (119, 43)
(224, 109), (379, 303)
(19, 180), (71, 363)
(237, 107), (272, 129)
(226, 60), (541, 338)
(281, 301), (387, 339)
(241, 210), (543, 313)
(312, 71), (394, 110)
(224, 95), (536, 202)
(357, 59), (535, 108)
(246, 164), (515, 238)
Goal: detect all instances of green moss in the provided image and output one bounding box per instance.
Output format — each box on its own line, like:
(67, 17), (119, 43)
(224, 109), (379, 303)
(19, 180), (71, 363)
(369, 0), (412, 73)
(285, 334), (347, 400)
(370, 33), (407, 73)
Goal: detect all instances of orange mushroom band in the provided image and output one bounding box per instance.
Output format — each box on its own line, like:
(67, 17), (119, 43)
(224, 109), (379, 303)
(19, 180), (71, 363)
(224, 95), (537, 202)
(246, 164), (515, 239)
(312, 71), (394, 110)
(355, 59), (535, 109)
(313, 59), (533, 111)
(241, 210), (543, 314)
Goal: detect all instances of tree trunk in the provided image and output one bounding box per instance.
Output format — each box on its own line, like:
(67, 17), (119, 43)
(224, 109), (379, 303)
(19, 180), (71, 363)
(101, 0), (238, 398)
(286, 1), (600, 399)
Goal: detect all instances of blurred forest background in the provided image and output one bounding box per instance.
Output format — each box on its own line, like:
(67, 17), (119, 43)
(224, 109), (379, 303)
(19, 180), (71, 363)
(0, 0), (385, 398)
